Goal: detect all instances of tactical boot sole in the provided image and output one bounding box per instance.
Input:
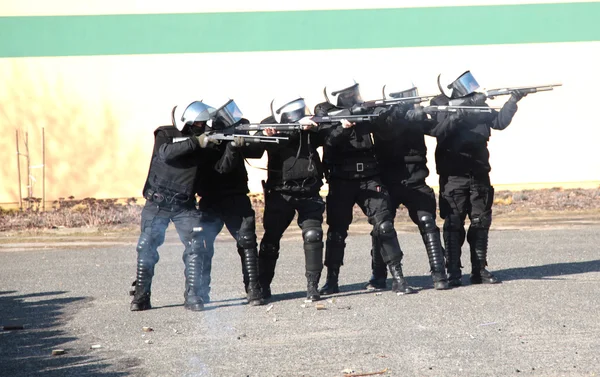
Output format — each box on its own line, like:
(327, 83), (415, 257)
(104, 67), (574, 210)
(364, 279), (387, 291)
(184, 302), (205, 312)
(306, 294), (321, 302)
(318, 285), (340, 295)
(392, 282), (416, 295)
(448, 278), (463, 287)
(470, 275), (500, 284)
(433, 281), (450, 290)
(130, 302), (151, 311)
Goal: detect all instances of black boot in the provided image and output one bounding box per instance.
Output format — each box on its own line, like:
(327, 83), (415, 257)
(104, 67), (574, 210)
(365, 236), (388, 290)
(237, 248), (250, 293)
(444, 230), (463, 287)
(184, 248), (211, 312)
(306, 271), (321, 301)
(242, 248), (265, 306)
(319, 266), (340, 295)
(469, 229), (500, 284)
(389, 262), (416, 294)
(422, 230), (449, 290)
(258, 245), (279, 300)
(130, 259), (153, 311)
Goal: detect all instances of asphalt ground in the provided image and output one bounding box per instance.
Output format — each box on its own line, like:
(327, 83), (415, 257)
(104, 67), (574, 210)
(1, 223), (599, 377)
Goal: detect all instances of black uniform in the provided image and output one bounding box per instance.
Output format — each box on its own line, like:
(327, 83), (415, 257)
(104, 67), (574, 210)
(429, 92), (520, 286)
(131, 125), (208, 311)
(368, 104), (449, 290)
(194, 120), (264, 305)
(315, 102), (415, 295)
(250, 116), (325, 301)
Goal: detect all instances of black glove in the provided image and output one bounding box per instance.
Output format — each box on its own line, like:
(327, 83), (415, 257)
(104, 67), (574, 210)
(510, 89), (528, 102)
(230, 135), (246, 148)
(470, 92), (487, 105)
(350, 103), (369, 115)
(405, 105), (425, 121)
(449, 108), (467, 122)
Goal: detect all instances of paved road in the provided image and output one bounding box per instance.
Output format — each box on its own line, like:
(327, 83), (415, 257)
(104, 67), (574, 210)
(1, 226), (599, 377)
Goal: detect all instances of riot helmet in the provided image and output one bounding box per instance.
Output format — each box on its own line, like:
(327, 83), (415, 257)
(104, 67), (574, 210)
(437, 70), (480, 98)
(324, 79), (363, 108)
(208, 98), (244, 129)
(270, 96), (311, 123)
(382, 80), (419, 99)
(172, 101), (215, 131)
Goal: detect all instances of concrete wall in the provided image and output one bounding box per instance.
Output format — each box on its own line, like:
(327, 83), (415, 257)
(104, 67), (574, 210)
(1, 1), (599, 203)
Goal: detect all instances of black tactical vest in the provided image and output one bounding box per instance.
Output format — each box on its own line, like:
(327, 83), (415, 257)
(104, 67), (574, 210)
(142, 126), (198, 204)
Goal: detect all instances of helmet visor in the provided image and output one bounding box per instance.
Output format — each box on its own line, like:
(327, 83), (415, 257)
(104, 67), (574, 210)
(181, 101), (215, 124)
(388, 87), (419, 99)
(213, 99), (244, 128)
(449, 71), (480, 97)
(276, 98), (310, 123)
(334, 84), (362, 108)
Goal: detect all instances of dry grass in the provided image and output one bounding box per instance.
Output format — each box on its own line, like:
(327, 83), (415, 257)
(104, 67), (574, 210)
(0, 197), (141, 232)
(1, 188), (599, 232)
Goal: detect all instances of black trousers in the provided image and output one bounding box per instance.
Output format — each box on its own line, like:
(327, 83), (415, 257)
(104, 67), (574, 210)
(325, 176), (400, 267)
(439, 173), (495, 250)
(385, 178), (437, 226)
(134, 200), (208, 297)
(261, 191), (325, 248)
(198, 194), (257, 252)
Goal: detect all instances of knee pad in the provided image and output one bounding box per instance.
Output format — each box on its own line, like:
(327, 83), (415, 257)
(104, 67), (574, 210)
(376, 220), (396, 239)
(136, 233), (159, 265)
(238, 232), (257, 249)
(418, 213), (438, 233)
(326, 230), (347, 245)
(471, 210), (492, 229)
(444, 214), (463, 232)
(303, 228), (323, 243)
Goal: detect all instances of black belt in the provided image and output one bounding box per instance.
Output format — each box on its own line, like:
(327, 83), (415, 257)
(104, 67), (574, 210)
(145, 189), (192, 208)
(332, 162), (378, 173)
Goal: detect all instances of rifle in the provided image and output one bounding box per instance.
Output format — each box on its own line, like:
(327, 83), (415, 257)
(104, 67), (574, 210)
(423, 105), (500, 114)
(482, 83), (562, 99)
(362, 95), (437, 109)
(235, 114), (377, 132)
(197, 132), (288, 147)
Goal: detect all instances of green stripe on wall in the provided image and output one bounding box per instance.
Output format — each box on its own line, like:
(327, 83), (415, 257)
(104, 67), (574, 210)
(1, 2), (599, 58)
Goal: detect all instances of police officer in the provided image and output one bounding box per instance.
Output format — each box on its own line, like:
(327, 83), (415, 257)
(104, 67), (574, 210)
(193, 98), (265, 306)
(366, 81), (449, 291)
(430, 70), (526, 286)
(250, 96), (325, 302)
(130, 101), (215, 312)
(315, 79), (415, 295)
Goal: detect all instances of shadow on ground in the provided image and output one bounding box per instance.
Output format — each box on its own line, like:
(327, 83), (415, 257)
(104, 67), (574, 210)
(0, 290), (131, 377)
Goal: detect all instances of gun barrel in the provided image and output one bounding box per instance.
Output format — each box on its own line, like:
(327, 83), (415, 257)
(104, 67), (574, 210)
(313, 114), (378, 123)
(485, 83), (562, 97)
(207, 133), (288, 144)
(364, 94), (436, 108)
(424, 105), (498, 114)
(236, 123), (301, 131)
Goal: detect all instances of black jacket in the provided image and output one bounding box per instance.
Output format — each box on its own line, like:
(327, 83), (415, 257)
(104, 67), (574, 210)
(249, 116), (324, 193)
(194, 119), (253, 197)
(371, 104), (435, 184)
(314, 102), (380, 180)
(143, 125), (202, 207)
(429, 93), (519, 176)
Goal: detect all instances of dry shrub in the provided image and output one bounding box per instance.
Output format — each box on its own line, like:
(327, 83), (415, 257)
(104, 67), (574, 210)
(0, 197), (142, 231)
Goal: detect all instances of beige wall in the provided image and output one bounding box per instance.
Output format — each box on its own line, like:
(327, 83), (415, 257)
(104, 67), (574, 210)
(1, 41), (597, 203)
